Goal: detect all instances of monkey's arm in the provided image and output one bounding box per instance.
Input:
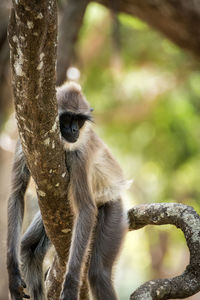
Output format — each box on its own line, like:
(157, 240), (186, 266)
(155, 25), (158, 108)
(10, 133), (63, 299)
(7, 140), (30, 300)
(60, 152), (97, 300)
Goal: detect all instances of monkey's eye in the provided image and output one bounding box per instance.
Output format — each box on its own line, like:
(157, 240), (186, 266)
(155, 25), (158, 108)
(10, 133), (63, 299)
(77, 114), (92, 129)
(59, 114), (72, 127)
(78, 119), (85, 129)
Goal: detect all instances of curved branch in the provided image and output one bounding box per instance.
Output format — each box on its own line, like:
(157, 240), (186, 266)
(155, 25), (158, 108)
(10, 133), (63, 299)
(96, 0), (200, 58)
(128, 203), (200, 299)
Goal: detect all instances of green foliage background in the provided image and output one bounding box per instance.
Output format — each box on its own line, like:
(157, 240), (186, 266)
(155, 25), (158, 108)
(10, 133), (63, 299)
(76, 3), (200, 299)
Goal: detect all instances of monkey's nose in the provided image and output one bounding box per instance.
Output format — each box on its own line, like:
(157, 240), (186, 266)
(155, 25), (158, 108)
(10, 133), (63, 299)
(72, 127), (78, 133)
(71, 122), (79, 134)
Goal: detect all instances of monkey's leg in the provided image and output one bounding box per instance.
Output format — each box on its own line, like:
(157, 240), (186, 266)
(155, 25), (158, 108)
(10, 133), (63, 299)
(21, 211), (51, 300)
(88, 199), (127, 300)
(7, 142), (30, 300)
(60, 205), (97, 300)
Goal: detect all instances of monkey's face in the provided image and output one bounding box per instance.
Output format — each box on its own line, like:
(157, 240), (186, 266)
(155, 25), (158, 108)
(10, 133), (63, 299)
(59, 112), (91, 143)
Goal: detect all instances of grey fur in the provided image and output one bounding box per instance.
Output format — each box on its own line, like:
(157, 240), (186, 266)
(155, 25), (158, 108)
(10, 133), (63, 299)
(7, 140), (30, 300)
(21, 211), (51, 300)
(88, 199), (125, 300)
(60, 150), (98, 300)
(7, 82), (128, 300)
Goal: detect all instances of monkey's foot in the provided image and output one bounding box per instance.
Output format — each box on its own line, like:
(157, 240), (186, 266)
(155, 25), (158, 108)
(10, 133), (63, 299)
(9, 276), (30, 300)
(60, 291), (78, 300)
(60, 273), (78, 300)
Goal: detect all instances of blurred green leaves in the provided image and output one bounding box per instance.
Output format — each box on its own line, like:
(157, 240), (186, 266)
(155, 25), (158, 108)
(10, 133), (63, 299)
(78, 3), (200, 205)
(75, 3), (200, 298)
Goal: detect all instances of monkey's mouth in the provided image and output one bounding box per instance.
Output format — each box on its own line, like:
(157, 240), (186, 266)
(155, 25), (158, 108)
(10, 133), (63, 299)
(63, 134), (79, 143)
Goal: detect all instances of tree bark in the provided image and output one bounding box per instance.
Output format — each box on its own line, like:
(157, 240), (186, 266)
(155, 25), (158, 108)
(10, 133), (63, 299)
(96, 0), (200, 57)
(128, 203), (200, 299)
(8, 0), (73, 298)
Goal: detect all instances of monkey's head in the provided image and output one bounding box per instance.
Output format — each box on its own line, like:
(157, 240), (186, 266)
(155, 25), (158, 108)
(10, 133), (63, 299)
(57, 82), (93, 144)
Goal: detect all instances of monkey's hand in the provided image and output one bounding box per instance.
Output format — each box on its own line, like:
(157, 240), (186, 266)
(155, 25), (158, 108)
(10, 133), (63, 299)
(9, 273), (30, 300)
(60, 273), (79, 300)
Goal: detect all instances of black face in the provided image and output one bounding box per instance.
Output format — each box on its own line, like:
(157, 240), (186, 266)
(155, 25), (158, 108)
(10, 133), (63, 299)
(59, 112), (91, 143)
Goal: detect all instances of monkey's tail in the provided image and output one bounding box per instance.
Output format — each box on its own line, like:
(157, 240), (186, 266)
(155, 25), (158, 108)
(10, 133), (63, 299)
(21, 211), (51, 300)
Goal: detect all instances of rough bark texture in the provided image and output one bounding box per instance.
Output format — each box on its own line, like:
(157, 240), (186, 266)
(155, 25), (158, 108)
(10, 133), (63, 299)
(56, 0), (90, 85)
(96, 0), (200, 57)
(128, 203), (200, 299)
(8, 0), (73, 298)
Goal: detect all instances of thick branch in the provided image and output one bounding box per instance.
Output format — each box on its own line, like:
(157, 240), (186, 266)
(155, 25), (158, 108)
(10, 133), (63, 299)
(128, 203), (200, 299)
(96, 0), (200, 57)
(0, 0), (11, 128)
(56, 0), (90, 85)
(0, 0), (10, 49)
(8, 0), (73, 298)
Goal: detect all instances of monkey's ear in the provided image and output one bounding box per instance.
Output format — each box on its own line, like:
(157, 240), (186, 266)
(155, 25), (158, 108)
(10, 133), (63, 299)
(90, 108), (94, 112)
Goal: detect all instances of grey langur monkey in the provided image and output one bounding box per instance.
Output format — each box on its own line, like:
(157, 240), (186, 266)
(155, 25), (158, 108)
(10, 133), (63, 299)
(7, 82), (129, 300)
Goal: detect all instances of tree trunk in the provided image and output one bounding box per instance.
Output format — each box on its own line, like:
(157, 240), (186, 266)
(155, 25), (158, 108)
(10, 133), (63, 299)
(8, 0), (73, 298)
